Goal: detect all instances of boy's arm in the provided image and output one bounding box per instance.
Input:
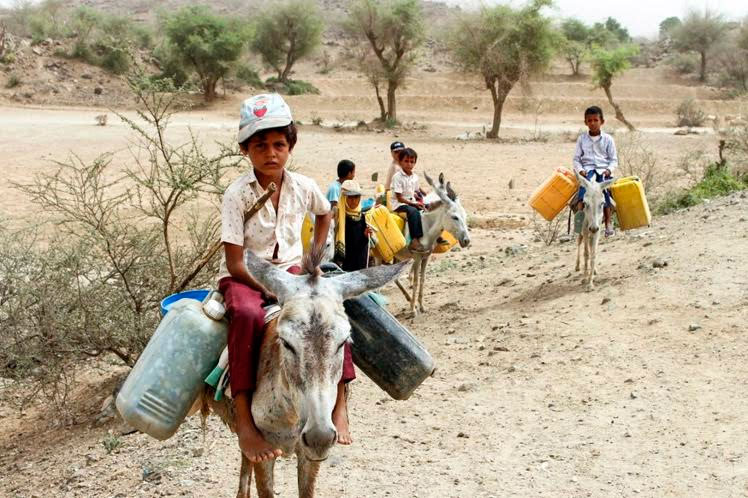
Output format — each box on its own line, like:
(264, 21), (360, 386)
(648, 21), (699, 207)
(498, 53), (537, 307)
(606, 136), (619, 173)
(572, 135), (585, 173)
(224, 243), (276, 301)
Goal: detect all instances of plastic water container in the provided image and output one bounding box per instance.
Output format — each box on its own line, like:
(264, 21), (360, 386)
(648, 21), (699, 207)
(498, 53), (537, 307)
(610, 176), (651, 230)
(116, 291), (228, 440)
(344, 294), (436, 400)
(529, 167), (579, 221)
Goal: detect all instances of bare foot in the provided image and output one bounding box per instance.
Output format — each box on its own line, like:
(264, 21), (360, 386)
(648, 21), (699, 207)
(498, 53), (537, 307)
(332, 404), (352, 445)
(237, 426), (283, 463)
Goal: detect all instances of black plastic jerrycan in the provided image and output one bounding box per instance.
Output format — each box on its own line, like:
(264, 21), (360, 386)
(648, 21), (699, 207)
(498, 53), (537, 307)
(321, 263), (436, 400)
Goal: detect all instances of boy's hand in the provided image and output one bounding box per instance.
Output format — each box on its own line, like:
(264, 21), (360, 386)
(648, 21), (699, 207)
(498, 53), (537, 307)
(261, 288), (278, 303)
(364, 227), (373, 237)
(604, 169), (611, 178)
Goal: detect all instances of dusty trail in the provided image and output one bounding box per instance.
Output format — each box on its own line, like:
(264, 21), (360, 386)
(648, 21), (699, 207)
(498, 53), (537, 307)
(1, 64), (747, 497)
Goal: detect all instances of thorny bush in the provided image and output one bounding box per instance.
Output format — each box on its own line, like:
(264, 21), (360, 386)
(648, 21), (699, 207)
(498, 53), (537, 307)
(0, 75), (242, 411)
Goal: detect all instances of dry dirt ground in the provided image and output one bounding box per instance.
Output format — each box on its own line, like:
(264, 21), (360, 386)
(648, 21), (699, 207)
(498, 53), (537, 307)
(1, 66), (747, 497)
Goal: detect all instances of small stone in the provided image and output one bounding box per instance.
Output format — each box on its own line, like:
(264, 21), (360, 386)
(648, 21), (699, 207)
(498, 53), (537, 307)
(81, 73), (93, 79)
(94, 87), (103, 95)
(652, 258), (668, 268)
(457, 383), (475, 392)
(630, 391), (638, 399)
(507, 365), (516, 373)
(688, 323), (701, 332)
(457, 432), (469, 438)
(601, 297), (611, 305)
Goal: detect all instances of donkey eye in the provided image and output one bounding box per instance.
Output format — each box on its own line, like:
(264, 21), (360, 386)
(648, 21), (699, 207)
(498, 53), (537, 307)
(452, 215), (459, 221)
(281, 339), (296, 355)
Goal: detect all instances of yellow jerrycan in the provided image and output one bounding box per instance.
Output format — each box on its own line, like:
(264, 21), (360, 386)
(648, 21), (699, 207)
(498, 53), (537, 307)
(300, 214), (314, 253)
(529, 167), (579, 221)
(610, 176), (651, 230)
(365, 206), (406, 263)
(432, 230), (458, 254)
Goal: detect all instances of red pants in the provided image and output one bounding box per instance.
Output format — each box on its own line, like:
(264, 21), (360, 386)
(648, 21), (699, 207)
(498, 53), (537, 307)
(219, 269), (355, 397)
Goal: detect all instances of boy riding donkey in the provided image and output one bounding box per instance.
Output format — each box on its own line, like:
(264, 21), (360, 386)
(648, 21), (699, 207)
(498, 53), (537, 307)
(218, 93), (355, 464)
(573, 106), (618, 237)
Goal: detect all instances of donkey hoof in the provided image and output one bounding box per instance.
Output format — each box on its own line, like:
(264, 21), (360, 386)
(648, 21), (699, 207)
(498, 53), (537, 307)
(575, 265), (580, 272)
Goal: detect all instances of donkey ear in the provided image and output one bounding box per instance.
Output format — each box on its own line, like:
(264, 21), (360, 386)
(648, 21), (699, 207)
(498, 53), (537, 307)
(326, 262), (409, 300)
(575, 170), (591, 189)
(446, 181), (458, 201)
(438, 172), (445, 187)
(244, 251), (305, 303)
(600, 178), (616, 190)
(423, 171), (436, 188)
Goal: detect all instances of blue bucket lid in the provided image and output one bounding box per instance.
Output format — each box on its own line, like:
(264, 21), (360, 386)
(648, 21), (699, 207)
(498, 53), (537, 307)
(160, 289), (211, 317)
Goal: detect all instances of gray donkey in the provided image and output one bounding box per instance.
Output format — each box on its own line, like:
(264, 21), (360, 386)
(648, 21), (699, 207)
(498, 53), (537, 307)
(575, 173), (616, 291)
(199, 250), (407, 498)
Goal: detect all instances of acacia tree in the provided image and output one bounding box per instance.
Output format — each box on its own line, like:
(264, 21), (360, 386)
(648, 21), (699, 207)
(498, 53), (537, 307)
(252, 0), (323, 83)
(346, 0), (424, 123)
(163, 5), (248, 101)
(673, 9), (727, 82)
(449, 0), (555, 139)
(590, 45), (638, 131)
(560, 18), (590, 76)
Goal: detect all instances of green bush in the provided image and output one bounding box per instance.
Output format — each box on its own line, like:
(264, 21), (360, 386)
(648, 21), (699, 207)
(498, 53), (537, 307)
(675, 98), (706, 127)
(235, 64), (263, 88)
(97, 42), (130, 74)
(657, 163), (748, 214)
(667, 52), (699, 75)
(265, 76), (319, 95)
(5, 74), (21, 89)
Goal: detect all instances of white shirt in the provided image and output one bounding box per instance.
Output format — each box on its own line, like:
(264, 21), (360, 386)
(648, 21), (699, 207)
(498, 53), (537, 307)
(572, 131), (618, 174)
(218, 169), (330, 281)
(385, 160), (403, 190)
(391, 171), (419, 210)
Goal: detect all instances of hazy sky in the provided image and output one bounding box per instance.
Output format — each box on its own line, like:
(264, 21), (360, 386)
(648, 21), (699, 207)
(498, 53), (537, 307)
(440, 0), (747, 37)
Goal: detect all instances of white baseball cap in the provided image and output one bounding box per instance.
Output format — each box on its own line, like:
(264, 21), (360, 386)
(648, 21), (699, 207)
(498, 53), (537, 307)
(238, 93), (293, 144)
(341, 180), (362, 196)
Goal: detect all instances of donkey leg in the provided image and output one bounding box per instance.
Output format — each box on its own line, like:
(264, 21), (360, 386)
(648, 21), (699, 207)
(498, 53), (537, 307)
(253, 459), (276, 498)
(297, 453), (322, 498)
(417, 256), (430, 313)
(236, 454), (253, 498)
(588, 234), (599, 291)
(575, 234), (583, 272)
(410, 256), (420, 316)
(395, 278), (413, 302)
(583, 234), (590, 281)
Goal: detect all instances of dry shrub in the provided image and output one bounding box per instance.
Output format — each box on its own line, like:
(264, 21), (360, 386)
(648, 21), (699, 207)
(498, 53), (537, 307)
(531, 211), (565, 246)
(0, 75), (242, 410)
(616, 132), (668, 201)
(675, 99), (706, 127)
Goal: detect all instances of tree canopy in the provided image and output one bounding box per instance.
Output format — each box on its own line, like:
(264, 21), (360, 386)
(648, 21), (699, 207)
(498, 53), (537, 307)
(449, 0), (555, 138)
(163, 5), (248, 101)
(251, 0), (323, 83)
(346, 0), (425, 122)
(672, 9), (728, 82)
(589, 44), (639, 130)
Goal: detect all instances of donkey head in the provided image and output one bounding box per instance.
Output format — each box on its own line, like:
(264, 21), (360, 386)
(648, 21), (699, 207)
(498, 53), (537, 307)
(423, 172), (471, 248)
(577, 173), (615, 234)
(245, 250), (406, 460)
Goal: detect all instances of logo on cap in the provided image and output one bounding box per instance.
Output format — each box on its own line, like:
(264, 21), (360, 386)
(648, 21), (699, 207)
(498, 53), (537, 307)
(253, 97), (269, 118)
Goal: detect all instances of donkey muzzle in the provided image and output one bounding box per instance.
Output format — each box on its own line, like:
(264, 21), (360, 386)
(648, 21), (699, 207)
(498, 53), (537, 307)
(301, 425), (337, 458)
(460, 236), (471, 248)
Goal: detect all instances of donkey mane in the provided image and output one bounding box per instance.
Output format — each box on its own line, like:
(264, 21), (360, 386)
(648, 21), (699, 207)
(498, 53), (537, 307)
(302, 244), (326, 278)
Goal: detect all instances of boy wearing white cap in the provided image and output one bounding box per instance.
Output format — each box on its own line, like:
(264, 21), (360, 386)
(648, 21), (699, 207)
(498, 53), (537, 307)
(218, 94), (356, 463)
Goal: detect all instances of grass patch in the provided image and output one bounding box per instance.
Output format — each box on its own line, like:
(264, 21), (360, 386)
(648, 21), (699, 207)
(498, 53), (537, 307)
(656, 164), (748, 214)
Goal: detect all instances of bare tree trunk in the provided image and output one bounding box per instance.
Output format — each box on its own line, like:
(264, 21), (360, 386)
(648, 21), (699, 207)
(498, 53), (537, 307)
(204, 77), (218, 102)
(602, 84), (635, 131)
(374, 83), (386, 121)
(487, 86), (509, 139)
(699, 51), (707, 82)
(386, 81), (397, 122)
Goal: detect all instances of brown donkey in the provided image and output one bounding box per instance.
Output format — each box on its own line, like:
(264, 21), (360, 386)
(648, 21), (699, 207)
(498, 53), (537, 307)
(198, 250), (406, 498)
